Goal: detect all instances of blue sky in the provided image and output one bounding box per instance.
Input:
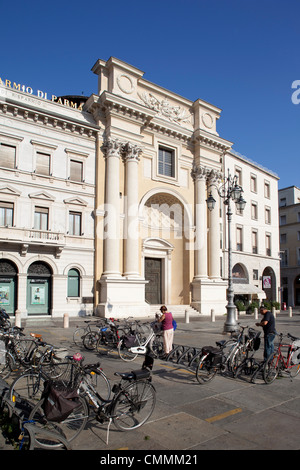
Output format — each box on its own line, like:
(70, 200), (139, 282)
(1, 0), (299, 189)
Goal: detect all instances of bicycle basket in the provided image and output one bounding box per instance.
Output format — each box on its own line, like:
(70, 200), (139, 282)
(202, 346), (222, 365)
(41, 380), (79, 423)
(150, 321), (162, 333)
(123, 334), (137, 348)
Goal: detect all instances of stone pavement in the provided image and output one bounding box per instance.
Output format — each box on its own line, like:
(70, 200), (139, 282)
(1, 310), (300, 453)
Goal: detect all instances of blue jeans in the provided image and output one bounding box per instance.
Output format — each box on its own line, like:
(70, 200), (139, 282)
(264, 333), (275, 361)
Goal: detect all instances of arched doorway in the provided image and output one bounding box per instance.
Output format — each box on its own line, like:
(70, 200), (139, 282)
(27, 261), (52, 315)
(141, 191), (190, 305)
(262, 267), (276, 301)
(0, 259), (18, 315)
(294, 274), (300, 306)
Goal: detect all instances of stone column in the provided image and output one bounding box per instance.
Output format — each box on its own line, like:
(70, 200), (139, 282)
(193, 165), (208, 279)
(208, 170), (222, 279)
(123, 142), (142, 278)
(102, 138), (122, 278)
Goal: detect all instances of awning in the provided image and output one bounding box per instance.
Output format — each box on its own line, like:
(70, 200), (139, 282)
(233, 283), (266, 299)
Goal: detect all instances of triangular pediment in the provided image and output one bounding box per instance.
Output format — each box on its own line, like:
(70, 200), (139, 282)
(63, 197), (87, 206)
(28, 191), (55, 202)
(0, 185), (21, 196)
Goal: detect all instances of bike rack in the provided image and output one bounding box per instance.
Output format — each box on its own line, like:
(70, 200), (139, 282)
(163, 344), (202, 369)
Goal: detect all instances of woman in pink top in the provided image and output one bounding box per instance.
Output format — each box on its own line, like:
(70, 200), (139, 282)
(158, 305), (174, 355)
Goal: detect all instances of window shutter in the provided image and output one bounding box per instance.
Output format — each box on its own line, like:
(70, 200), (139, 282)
(36, 152), (50, 175)
(70, 160), (83, 182)
(0, 144), (16, 169)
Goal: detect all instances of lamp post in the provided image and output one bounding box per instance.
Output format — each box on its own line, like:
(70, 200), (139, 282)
(206, 169), (246, 333)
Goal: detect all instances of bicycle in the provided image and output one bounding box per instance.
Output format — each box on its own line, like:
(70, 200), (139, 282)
(73, 319), (106, 347)
(27, 355), (156, 448)
(87, 318), (124, 352)
(263, 332), (300, 384)
(9, 349), (111, 406)
(233, 328), (262, 381)
(117, 321), (163, 362)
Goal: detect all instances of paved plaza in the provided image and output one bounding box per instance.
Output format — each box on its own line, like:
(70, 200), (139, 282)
(1, 311), (300, 454)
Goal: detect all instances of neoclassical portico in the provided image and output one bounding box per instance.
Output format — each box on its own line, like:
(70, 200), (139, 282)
(86, 56), (234, 317)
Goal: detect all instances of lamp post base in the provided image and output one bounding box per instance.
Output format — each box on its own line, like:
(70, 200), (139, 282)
(223, 304), (239, 333)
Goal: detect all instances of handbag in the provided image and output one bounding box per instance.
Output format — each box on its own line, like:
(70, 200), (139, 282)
(172, 319), (177, 331)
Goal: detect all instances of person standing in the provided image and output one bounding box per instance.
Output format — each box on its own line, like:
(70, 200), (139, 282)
(256, 303), (277, 360)
(158, 305), (174, 356)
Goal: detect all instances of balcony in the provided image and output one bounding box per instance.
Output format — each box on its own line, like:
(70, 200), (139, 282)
(0, 226), (65, 258)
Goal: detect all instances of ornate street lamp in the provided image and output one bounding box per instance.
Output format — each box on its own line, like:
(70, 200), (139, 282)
(206, 168), (246, 333)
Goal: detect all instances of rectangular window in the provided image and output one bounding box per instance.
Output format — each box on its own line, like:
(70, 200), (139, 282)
(251, 203), (258, 220)
(280, 233), (287, 244)
(69, 211), (81, 236)
(36, 151), (50, 175)
(235, 167), (242, 186)
(0, 143), (16, 169)
(253, 269), (258, 280)
(34, 207), (49, 230)
(70, 160), (83, 182)
(0, 201), (13, 226)
(264, 181), (270, 198)
(280, 215), (286, 225)
(265, 207), (271, 224)
(266, 234), (271, 256)
(158, 147), (175, 178)
(236, 227), (243, 251)
(279, 198), (286, 207)
(280, 249), (288, 267)
(250, 175), (257, 193)
(252, 230), (258, 254)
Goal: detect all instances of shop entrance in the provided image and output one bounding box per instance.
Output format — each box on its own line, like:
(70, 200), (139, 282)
(0, 260), (17, 316)
(27, 261), (52, 315)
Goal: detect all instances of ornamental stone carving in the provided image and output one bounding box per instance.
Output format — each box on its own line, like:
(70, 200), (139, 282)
(138, 91), (191, 125)
(123, 142), (142, 162)
(102, 137), (123, 158)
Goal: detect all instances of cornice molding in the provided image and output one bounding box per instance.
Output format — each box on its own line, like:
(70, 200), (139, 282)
(0, 97), (98, 139)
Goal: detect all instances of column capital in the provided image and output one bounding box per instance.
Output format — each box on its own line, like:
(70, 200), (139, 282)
(123, 142), (143, 162)
(208, 168), (223, 184)
(102, 137), (123, 158)
(191, 164), (210, 181)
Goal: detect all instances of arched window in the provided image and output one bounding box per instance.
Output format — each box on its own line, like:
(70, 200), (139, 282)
(68, 269), (80, 297)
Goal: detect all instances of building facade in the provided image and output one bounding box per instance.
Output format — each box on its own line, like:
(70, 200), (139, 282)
(279, 186), (300, 307)
(225, 151), (280, 307)
(0, 84), (97, 319)
(0, 57), (281, 319)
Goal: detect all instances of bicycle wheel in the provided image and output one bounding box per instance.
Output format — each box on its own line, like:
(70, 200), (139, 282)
(289, 362), (300, 378)
(230, 348), (244, 376)
(112, 380), (156, 431)
(83, 331), (100, 350)
(85, 369), (111, 401)
(73, 327), (86, 346)
(0, 352), (15, 379)
(117, 338), (138, 362)
(28, 395), (88, 448)
(196, 355), (217, 384)
(263, 353), (280, 384)
(9, 371), (46, 405)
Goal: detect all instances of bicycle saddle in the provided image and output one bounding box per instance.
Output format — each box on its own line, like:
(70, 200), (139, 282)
(115, 369), (151, 381)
